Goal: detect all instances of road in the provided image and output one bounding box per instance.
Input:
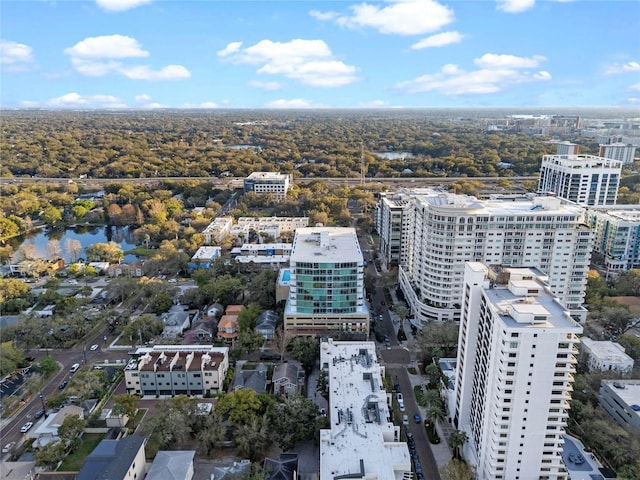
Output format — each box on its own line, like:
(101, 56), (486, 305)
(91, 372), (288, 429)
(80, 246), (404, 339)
(1, 175), (538, 189)
(0, 328), (127, 451)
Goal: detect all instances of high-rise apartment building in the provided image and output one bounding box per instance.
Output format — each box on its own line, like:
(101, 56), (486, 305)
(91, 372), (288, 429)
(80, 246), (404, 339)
(454, 263), (582, 480)
(538, 154), (622, 206)
(598, 142), (637, 164)
(319, 338), (412, 480)
(555, 141), (579, 156)
(243, 172), (291, 201)
(284, 227), (369, 337)
(394, 192), (592, 323)
(376, 192), (413, 269)
(585, 206), (640, 272)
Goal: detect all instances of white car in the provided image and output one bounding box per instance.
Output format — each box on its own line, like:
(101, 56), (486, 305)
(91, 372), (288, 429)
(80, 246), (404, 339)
(20, 422), (33, 433)
(2, 441), (15, 453)
(68, 279), (78, 285)
(90, 344), (99, 351)
(402, 414), (409, 426)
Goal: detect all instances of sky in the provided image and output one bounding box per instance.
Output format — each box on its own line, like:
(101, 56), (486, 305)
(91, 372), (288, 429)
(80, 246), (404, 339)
(1, 0), (639, 110)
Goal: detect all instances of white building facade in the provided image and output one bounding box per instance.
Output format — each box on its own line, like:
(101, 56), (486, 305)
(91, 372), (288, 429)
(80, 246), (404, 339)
(376, 192), (413, 269)
(538, 154), (622, 206)
(599, 142), (637, 164)
(395, 192), (593, 323)
(454, 263), (582, 480)
(585, 207), (640, 272)
(581, 338), (634, 374)
(319, 338), (412, 480)
(284, 227), (369, 337)
(244, 172), (291, 201)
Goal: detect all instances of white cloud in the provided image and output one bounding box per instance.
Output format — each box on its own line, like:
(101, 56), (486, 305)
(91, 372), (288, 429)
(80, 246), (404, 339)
(264, 98), (323, 108)
(628, 97), (639, 104)
(217, 42), (243, 57)
(629, 82), (640, 91)
(46, 92), (127, 108)
(396, 53), (550, 96)
(309, 10), (338, 21)
(95, 0), (151, 12)
(220, 38), (359, 87)
(496, 0), (536, 13)
(411, 31), (465, 50)
(64, 35), (149, 59)
(316, 0), (454, 36)
(135, 93), (152, 102)
(1, 39), (35, 71)
(198, 102), (218, 108)
(247, 80), (283, 91)
(605, 61), (640, 75)
(119, 64), (191, 80)
(475, 53), (546, 69)
(64, 34), (189, 80)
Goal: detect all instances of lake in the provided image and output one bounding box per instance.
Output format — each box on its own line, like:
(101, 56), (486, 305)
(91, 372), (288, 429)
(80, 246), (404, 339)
(14, 226), (139, 263)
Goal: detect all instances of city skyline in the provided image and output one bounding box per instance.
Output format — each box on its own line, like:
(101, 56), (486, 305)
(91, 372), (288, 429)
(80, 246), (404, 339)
(1, 0), (639, 110)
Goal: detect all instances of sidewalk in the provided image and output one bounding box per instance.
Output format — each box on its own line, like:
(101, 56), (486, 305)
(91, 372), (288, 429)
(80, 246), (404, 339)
(407, 371), (453, 469)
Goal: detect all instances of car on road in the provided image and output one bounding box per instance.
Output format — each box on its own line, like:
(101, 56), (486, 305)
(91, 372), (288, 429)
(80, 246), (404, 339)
(58, 380), (68, 389)
(89, 344), (99, 351)
(397, 393), (405, 411)
(402, 414), (409, 426)
(2, 441), (15, 453)
(20, 422), (33, 433)
(35, 409), (45, 419)
(414, 413), (421, 423)
(381, 300), (386, 306)
(385, 342), (391, 350)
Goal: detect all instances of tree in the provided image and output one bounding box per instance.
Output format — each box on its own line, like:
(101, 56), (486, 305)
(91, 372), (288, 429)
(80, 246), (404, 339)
(122, 314), (164, 344)
(35, 440), (66, 470)
(448, 430), (469, 460)
(291, 337), (319, 374)
(112, 393), (140, 418)
(0, 217), (21, 241)
(37, 357), (58, 376)
(439, 459), (475, 480)
(267, 394), (319, 451)
(64, 238), (83, 262)
(238, 303), (261, 332)
(58, 414), (87, 450)
(85, 241), (124, 263)
(41, 206), (63, 226)
(425, 403), (446, 429)
(197, 413), (228, 457)
(46, 239), (62, 260)
(0, 341), (24, 376)
(0, 277), (30, 302)
(234, 415), (268, 461)
(15, 242), (37, 261)
(215, 388), (265, 426)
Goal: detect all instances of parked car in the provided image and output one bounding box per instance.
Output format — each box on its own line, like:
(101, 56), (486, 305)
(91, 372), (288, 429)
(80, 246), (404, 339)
(35, 409), (45, 419)
(20, 422), (33, 433)
(402, 414), (409, 426)
(414, 413), (421, 423)
(2, 442), (15, 453)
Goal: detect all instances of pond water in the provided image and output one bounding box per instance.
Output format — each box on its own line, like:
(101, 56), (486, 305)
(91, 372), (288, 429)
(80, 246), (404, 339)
(14, 226), (139, 263)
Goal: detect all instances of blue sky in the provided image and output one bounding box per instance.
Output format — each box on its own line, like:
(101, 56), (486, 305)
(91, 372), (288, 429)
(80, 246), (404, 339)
(1, 0), (639, 109)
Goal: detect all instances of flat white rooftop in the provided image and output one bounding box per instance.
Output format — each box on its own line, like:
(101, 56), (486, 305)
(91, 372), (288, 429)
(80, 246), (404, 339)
(291, 227), (363, 264)
(602, 380), (640, 412)
(582, 338), (633, 363)
(319, 339), (411, 480)
(192, 246), (221, 259)
(246, 172), (289, 180)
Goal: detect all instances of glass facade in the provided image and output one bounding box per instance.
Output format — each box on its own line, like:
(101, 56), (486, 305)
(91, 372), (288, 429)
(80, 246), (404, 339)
(294, 262), (360, 314)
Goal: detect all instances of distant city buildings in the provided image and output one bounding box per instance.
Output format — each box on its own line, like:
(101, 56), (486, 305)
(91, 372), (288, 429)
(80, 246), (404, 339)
(319, 338), (412, 480)
(124, 345), (229, 397)
(230, 242), (292, 267)
(284, 227), (369, 337)
(384, 191), (593, 323)
(202, 216), (308, 245)
(454, 263), (582, 480)
(538, 154), (622, 206)
(585, 206), (640, 272)
(581, 338), (634, 374)
(599, 142), (637, 164)
(244, 172), (291, 201)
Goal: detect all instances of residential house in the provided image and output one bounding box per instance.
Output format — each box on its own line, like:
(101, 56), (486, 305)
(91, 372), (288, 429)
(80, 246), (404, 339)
(581, 338), (634, 374)
(160, 306), (192, 338)
(146, 450), (195, 480)
(217, 315), (239, 343)
(33, 405), (84, 440)
(264, 453), (298, 480)
(255, 310), (278, 340)
(77, 434), (146, 480)
(272, 362), (304, 396)
(225, 304), (245, 316)
(232, 362), (268, 394)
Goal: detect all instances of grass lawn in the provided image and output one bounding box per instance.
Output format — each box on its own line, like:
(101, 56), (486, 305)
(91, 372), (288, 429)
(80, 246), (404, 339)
(609, 296), (640, 315)
(58, 433), (104, 471)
